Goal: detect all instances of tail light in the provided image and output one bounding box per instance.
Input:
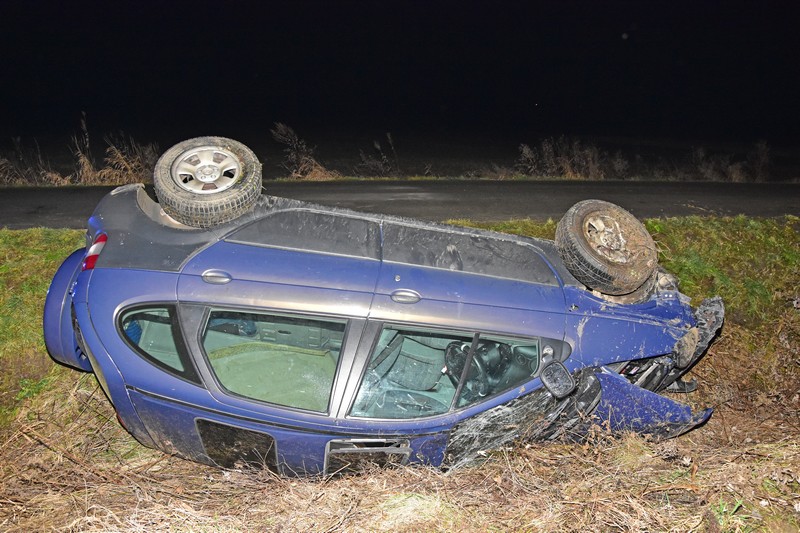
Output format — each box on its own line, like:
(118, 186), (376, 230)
(82, 233), (108, 271)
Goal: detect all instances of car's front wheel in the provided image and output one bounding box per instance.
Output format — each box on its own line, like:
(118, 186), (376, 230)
(153, 136), (262, 228)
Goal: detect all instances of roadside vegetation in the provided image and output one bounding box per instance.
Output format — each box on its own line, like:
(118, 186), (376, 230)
(2, 120), (795, 184)
(0, 215), (797, 531)
(0, 116), (158, 187)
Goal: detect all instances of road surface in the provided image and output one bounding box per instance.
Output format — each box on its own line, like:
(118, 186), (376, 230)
(1, 181), (798, 229)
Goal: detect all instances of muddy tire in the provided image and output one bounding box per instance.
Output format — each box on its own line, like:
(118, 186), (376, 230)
(556, 199), (657, 296)
(153, 137), (262, 228)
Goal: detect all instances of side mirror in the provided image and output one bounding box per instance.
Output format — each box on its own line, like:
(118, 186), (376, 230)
(540, 362), (576, 399)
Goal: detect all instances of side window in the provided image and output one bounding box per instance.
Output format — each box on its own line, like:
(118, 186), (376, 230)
(452, 335), (539, 408)
(202, 309), (346, 413)
(120, 306), (200, 383)
(350, 326), (541, 419)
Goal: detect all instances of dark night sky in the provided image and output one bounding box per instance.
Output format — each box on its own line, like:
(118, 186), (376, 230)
(1, 1), (799, 147)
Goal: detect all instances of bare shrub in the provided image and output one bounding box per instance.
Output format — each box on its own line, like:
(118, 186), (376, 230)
(747, 140), (770, 182)
(98, 133), (159, 184)
(355, 133), (401, 177)
(0, 138), (70, 186)
(610, 150), (630, 178)
(727, 161), (748, 183)
(564, 139), (604, 180)
(689, 144), (773, 182)
(70, 117), (158, 185)
(540, 138), (559, 175)
(691, 140), (771, 182)
(517, 137), (608, 180)
(270, 122), (338, 180)
(516, 143), (542, 176)
(691, 147), (732, 181)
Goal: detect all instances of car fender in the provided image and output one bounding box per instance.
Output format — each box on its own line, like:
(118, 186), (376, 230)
(563, 287), (694, 367)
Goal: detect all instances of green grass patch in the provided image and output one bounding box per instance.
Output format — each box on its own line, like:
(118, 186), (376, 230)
(0, 228), (83, 423)
(447, 217), (558, 240)
(646, 215), (799, 325)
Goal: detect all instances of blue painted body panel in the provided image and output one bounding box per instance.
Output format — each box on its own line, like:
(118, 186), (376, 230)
(371, 261), (567, 339)
(561, 286), (695, 370)
(593, 369), (713, 435)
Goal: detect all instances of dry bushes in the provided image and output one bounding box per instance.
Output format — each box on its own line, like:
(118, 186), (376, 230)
(517, 137), (608, 180)
(0, 117), (158, 187)
(270, 122), (339, 181)
(270, 125), (403, 179)
(691, 141), (771, 183)
(517, 137), (775, 182)
(355, 133), (401, 177)
(0, 138), (70, 186)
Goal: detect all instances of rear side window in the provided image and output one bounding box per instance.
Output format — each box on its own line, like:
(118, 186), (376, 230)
(120, 306), (200, 384)
(202, 309), (347, 413)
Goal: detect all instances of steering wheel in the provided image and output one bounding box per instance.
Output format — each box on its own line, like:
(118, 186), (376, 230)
(445, 342), (490, 399)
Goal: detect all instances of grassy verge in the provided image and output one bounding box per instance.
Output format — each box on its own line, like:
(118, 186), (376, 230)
(0, 229), (84, 425)
(0, 218), (798, 531)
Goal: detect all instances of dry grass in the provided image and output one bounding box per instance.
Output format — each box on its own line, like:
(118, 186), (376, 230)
(355, 133), (402, 177)
(2, 123), (791, 184)
(270, 122), (340, 181)
(1, 346), (798, 532)
(0, 116), (158, 187)
(0, 138), (70, 186)
(517, 137), (606, 180)
(516, 137), (777, 182)
(70, 115), (159, 186)
(0, 301), (798, 529)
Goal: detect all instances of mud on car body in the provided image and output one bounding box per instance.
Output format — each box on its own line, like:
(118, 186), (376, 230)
(44, 137), (724, 477)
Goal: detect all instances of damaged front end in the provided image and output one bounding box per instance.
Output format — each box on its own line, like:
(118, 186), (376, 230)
(445, 297), (724, 469)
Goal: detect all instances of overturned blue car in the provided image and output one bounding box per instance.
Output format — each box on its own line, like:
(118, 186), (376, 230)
(44, 137), (724, 476)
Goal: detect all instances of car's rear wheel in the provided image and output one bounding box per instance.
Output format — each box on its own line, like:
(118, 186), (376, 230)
(556, 199), (658, 297)
(153, 137), (262, 228)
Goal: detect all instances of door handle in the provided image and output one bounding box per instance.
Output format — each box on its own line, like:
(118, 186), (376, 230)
(391, 289), (421, 304)
(201, 269), (232, 284)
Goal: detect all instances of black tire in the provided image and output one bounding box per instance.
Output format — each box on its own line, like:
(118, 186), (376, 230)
(153, 137), (262, 228)
(556, 199), (657, 296)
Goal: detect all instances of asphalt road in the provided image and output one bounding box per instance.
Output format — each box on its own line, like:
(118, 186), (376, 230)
(1, 181), (798, 230)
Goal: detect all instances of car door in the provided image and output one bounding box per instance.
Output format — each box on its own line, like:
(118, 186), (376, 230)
(130, 209), (384, 474)
(370, 222), (567, 339)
